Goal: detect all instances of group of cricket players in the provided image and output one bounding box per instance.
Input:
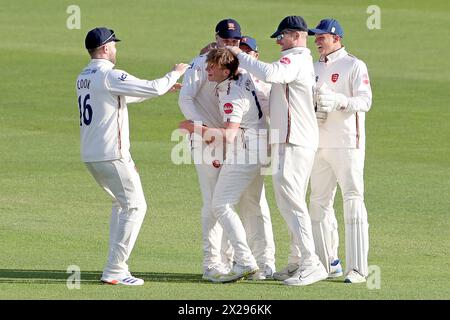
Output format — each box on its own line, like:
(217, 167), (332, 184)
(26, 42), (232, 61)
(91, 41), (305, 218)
(76, 14), (372, 287)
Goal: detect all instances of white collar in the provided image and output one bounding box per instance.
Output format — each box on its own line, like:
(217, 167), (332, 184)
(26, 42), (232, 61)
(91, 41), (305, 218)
(90, 58), (115, 68)
(281, 46), (310, 57)
(320, 47), (347, 63)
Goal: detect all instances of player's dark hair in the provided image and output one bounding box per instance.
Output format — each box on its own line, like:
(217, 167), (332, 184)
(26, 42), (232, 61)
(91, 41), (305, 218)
(206, 48), (239, 80)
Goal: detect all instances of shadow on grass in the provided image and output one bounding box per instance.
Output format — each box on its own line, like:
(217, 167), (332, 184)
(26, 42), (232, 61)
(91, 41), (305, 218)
(0, 269), (343, 286)
(0, 269), (205, 285)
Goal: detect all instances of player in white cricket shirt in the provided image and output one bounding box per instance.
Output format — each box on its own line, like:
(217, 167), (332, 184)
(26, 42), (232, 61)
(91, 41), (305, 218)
(238, 36), (276, 280)
(180, 48), (266, 282)
(76, 27), (188, 286)
(178, 19), (275, 281)
(228, 16), (328, 286)
(308, 19), (372, 283)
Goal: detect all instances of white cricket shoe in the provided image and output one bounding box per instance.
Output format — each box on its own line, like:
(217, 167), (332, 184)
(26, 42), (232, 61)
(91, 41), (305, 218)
(272, 263), (299, 281)
(101, 273), (144, 286)
(248, 264), (275, 280)
(212, 264), (259, 283)
(283, 263), (328, 286)
(202, 265), (229, 282)
(344, 270), (366, 284)
(328, 259), (343, 278)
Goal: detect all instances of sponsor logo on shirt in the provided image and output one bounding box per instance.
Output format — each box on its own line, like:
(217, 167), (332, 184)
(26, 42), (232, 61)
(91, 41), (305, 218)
(280, 57), (291, 65)
(331, 73), (339, 83)
(119, 73), (128, 81)
(245, 79), (252, 91)
(223, 102), (233, 114)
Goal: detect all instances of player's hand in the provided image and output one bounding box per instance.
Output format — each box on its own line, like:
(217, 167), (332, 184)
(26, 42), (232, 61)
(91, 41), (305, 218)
(226, 46), (242, 56)
(199, 42), (217, 55)
(179, 119), (194, 133)
(168, 83), (182, 92)
(316, 84), (348, 112)
(173, 63), (190, 76)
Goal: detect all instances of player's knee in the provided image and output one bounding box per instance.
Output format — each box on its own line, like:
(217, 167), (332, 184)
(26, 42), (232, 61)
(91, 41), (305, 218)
(342, 188), (364, 201)
(344, 200), (367, 224)
(309, 201), (328, 222)
(212, 203), (232, 219)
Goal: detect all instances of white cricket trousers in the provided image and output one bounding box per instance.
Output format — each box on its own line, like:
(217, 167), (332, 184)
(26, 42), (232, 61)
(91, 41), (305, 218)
(85, 157), (147, 278)
(212, 161), (262, 267)
(309, 148), (369, 276)
(193, 140), (275, 271)
(272, 143), (321, 267)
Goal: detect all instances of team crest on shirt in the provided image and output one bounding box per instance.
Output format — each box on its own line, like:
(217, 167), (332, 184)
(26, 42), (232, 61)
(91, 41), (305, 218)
(331, 73), (339, 82)
(280, 57), (291, 65)
(362, 73), (370, 85)
(223, 103), (233, 114)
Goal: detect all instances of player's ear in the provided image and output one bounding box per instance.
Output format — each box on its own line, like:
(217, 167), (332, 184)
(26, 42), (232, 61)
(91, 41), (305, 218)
(102, 43), (112, 54)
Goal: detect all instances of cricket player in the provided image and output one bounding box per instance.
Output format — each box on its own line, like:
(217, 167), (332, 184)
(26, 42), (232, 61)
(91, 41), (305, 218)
(178, 19), (275, 281)
(180, 48), (266, 282)
(76, 27), (188, 285)
(228, 16), (328, 286)
(308, 19), (372, 283)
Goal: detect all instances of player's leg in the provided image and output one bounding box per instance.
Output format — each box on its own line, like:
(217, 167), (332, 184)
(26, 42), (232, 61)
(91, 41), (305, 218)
(194, 162), (229, 276)
(109, 201), (121, 256)
(309, 148), (341, 276)
(271, 143), (327, 286)
(239, 175), (276, 279)
(191, 136), (231, 277)
(85, 157), (147, 285)
(332, 148), (369, 282)
(211, 163), (260, 281)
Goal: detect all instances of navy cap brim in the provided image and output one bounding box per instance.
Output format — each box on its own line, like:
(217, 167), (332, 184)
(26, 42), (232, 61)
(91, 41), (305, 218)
(240, 43), (257, 52)
(270, 30), (281, 38)
(217, 31), (241, 40)
(308, 28), (328, 35)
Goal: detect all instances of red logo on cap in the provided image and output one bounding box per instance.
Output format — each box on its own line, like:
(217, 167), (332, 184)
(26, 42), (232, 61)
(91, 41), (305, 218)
(228, 23), (235, 30)
(280, 57), (291, 65)
(212, 160), (221, 168)
(331, 73), (339, 82)
(223, 103), (233, 114)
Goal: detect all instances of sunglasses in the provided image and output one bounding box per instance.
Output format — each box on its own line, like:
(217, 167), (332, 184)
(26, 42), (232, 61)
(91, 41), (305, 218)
(276, 33), (285, 41)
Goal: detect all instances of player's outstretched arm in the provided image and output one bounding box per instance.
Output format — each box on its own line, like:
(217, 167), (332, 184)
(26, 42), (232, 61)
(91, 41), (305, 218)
(107, 63), (189, 103)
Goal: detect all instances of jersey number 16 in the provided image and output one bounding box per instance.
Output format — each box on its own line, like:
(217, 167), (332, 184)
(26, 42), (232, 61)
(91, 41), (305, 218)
(78, 94), (93, 126)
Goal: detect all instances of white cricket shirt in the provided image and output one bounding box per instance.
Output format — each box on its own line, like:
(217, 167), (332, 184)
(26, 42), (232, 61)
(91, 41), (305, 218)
(314, 47), (372, 149)
(237, 47), (318, 150)
(216, 72), (267, 132)
(76, 59), (181, 162)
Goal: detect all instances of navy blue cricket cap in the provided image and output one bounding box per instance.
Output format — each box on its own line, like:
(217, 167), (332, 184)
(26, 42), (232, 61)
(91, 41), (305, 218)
(240, 36), (258, 52)
(308, 18), (344, 38)
(85, 27), (121, 50)
(215, 19), (241, 39)
(271, 16), (308, 38)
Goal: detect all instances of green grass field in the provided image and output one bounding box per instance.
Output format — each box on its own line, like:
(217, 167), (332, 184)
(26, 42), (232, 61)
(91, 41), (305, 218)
(1, 0), (449, 300)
